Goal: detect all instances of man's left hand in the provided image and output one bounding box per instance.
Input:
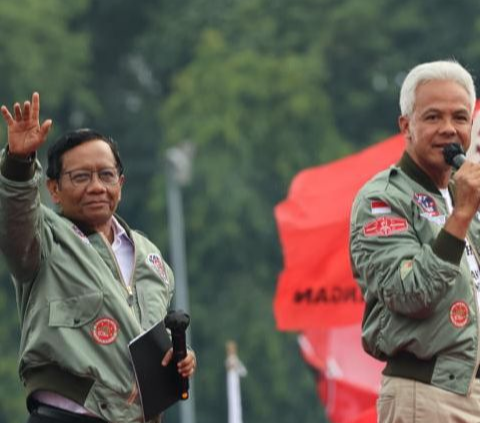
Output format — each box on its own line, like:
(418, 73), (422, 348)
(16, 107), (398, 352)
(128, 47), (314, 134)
(161, 348), (197, 378)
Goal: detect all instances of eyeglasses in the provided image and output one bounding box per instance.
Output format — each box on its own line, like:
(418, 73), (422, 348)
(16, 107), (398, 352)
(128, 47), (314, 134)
(61, 168), (121, 187)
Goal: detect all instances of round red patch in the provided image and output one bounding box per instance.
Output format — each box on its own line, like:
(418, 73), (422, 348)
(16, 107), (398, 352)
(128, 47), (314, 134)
(92, 317), (119, 345)
(450, 301), (469, 328)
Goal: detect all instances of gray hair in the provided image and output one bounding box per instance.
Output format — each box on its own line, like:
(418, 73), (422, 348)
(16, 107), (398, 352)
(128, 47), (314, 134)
(399, 60), (476, 117)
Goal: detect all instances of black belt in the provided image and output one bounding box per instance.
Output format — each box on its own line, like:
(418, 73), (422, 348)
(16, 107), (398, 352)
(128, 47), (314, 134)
(33, 404), (108, 423)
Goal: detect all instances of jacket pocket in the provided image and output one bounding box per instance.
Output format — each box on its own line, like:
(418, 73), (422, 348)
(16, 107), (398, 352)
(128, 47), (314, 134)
(49, 292), (103, 328)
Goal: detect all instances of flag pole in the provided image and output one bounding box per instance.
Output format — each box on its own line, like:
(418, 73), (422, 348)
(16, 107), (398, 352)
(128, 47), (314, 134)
(226, 341), (247, 423)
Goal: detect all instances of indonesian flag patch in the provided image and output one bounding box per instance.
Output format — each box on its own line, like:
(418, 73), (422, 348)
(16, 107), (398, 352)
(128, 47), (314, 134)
(370, 200), (391, 215)
(91, 317), (119, 345)
(363, 216), (408, 237)
(146, 253), (169, 284)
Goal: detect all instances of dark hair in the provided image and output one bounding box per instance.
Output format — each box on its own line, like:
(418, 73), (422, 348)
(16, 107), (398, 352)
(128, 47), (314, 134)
(46, 128), (124, 180)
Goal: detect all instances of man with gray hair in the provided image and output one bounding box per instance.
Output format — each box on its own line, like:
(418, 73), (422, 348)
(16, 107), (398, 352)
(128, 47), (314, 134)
(350, 60), (480, 422)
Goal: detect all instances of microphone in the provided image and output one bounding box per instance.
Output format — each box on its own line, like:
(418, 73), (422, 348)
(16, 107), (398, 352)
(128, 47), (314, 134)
(443, 143), (466, 170)
(164, 310), (190, 400)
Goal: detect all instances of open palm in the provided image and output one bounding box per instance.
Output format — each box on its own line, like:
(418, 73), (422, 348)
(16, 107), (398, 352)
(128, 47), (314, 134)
(1, 92), (52, 156)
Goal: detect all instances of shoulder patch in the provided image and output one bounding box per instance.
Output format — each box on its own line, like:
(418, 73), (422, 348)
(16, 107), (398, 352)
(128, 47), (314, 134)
(363, 216), (408, 237)
(371, 200), (391, 215)
(400, 259), (414, 280)
(450, 301), (469, 328)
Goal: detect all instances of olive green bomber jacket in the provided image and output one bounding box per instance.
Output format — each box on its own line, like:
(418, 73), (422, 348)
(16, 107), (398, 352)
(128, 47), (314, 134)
(0, 150), (174, 422)
(350, 152), (480, 396)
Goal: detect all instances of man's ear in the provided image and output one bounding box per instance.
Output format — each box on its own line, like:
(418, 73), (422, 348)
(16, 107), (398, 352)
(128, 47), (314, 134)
(398, 115), (411, 140)
(46, 179), (61, 204)
(118, 174), (125, 201)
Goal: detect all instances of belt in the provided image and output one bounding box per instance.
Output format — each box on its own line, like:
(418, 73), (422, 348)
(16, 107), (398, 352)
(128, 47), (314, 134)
(384, 352), (480, 382)
(33, 404), (108, 423)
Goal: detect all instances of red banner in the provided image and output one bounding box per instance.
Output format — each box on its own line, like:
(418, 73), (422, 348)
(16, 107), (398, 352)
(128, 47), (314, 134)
(273, 134), (405, 330)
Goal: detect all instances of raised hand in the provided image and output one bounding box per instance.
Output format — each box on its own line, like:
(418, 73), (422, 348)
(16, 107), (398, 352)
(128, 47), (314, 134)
(1, 92), (52, 156)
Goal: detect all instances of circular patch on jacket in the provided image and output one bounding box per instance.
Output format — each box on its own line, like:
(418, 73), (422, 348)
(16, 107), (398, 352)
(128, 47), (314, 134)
(91, 317), (119, 345)
(450, 301), (469, 328)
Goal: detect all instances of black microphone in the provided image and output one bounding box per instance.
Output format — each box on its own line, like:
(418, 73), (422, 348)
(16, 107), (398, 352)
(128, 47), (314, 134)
(164, 310), (190, 400)
(443, 143), (466, 170)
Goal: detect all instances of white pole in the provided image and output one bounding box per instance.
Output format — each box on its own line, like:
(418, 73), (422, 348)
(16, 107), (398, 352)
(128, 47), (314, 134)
(165, 143), (196, 423)
(226, 341), (247, 423)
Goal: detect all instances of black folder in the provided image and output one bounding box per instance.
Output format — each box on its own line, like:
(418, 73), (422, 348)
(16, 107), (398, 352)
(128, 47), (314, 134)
(128, 321), (184, 421)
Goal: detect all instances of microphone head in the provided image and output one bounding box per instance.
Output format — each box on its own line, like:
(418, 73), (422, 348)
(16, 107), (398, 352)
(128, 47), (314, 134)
(165, 310), (190, 331)
(443, 143), (465, 167)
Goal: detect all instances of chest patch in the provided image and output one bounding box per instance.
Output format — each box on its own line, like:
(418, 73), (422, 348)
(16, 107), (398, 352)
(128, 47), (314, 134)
(450, 301), (469, 328)
(146, 253), (169, 284)
(91, 317), (119, 345)
(413, 193), (440, 217)
(363, 216), (408, 237)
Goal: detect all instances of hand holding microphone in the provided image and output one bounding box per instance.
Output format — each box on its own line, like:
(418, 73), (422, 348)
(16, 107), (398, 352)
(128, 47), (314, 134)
(442, 143), (480, 238)
(164, 310), (191, 400)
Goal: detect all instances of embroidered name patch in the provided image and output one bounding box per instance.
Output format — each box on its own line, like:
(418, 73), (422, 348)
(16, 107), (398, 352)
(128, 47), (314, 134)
(363, 217), (408, 237)
(421, 213), (446, 226)
(146, 253), (169, 284)
(413, 193), (439, 217)
(450, 301), (469, 328)
(371, 200), (391, 215)
(91, 317), (119, 345)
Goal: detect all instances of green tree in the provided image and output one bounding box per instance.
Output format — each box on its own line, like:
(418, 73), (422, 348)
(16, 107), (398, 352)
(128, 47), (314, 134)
(0, 0), (96, 122)
(153, 25), (350, 422)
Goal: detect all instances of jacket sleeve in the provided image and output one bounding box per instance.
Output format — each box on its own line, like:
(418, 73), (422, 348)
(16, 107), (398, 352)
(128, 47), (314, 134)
(350, 189), (462, 319)
(0, 148), (44, 283)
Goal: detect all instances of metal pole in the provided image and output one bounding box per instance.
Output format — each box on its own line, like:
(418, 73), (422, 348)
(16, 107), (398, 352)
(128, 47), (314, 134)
(165, 144), (196, 423)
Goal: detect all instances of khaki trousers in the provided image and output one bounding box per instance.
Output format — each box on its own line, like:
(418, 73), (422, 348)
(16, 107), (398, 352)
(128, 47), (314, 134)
(377, 376), (480, 423)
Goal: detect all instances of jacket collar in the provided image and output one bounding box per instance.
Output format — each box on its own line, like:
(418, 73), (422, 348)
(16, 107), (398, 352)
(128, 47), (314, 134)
(397, 152), (442, 195)
(61, 213), (132, 238)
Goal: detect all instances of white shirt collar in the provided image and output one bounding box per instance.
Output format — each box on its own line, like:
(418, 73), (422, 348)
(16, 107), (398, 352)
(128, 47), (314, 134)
(111, 216), (131, 250)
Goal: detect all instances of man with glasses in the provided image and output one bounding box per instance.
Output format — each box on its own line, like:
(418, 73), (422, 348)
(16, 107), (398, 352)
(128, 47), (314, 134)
(0, 93), (196, 423)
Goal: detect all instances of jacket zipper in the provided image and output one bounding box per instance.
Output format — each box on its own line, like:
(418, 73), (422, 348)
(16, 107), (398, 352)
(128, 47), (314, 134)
(99, 233), (140, 325)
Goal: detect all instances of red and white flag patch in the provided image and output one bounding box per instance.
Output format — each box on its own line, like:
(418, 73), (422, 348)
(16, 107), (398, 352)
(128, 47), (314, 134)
(363, 216), (408, 237)
(371, 200), (391, 215)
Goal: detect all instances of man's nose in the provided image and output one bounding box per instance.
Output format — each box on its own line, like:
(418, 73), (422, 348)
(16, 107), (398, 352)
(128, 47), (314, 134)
(86, 172), (107, 191)
(440, 118), (457, 135)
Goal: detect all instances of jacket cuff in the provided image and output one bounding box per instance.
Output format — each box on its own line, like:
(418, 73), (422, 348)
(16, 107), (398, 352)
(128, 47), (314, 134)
(1, 147), (36, 181)
(432, 228), (465, 265)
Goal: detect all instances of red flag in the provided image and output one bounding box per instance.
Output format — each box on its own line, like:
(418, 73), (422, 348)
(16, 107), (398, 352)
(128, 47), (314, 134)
(299, 325), (382, 423)
(273, 134), (405, 330)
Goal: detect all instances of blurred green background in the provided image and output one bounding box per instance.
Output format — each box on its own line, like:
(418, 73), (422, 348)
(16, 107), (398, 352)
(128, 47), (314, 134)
(1, 0), (480, 422)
